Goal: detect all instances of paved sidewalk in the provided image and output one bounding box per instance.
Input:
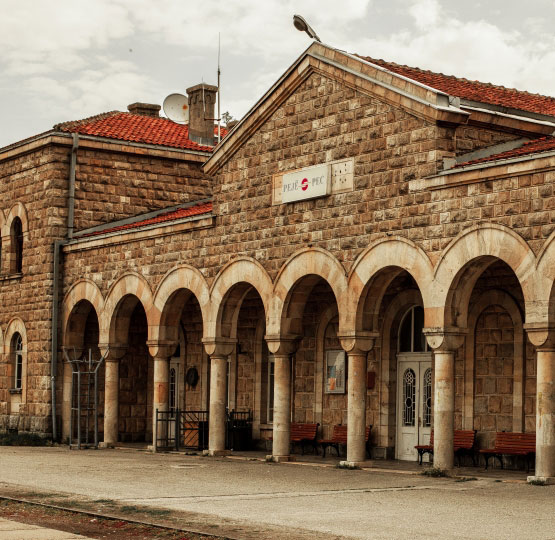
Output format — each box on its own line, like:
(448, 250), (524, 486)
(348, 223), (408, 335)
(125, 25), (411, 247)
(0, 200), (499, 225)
(0, 517), (92, 539)
(0, 446), (553, 539)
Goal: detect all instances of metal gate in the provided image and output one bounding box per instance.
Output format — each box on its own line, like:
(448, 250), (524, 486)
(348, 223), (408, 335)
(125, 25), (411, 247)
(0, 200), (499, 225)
(155, 409), (252, 452)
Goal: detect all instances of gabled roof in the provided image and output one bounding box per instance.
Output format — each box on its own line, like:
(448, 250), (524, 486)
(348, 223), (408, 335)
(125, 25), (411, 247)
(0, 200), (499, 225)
(359, 56), (555, 118)
(55, 112), (227, 152)
(74, 200), (213, 239)
(455, 136), (555, 168)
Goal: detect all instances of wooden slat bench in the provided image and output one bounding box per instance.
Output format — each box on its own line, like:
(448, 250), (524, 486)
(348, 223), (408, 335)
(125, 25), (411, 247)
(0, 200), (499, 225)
(269, 422), (319, 455)
(479, 432), (536, 472)
(317, 425), (372, 459)
(415, 430), (476, 466)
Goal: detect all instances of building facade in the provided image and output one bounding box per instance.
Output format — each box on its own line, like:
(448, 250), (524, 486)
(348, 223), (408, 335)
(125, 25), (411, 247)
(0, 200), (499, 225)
(2, 42), (555, 482)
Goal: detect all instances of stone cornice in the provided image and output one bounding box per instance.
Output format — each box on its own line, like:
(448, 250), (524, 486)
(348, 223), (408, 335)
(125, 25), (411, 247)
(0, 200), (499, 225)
(410, 153), (555, 192)
(0, 132), (209, 164)
(63, 214), (214, 253)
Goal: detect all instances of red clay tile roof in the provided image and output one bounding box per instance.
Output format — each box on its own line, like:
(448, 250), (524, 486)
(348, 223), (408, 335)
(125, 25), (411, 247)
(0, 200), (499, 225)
(55, 112), (227, 152)
(455, 137), (555, 168)
(359, 56), (555, 118)
(77, 201), (213, 238)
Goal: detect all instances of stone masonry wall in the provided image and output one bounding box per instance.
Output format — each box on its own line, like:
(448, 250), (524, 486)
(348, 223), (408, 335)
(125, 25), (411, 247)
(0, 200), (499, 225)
(73, 146), (212, 231)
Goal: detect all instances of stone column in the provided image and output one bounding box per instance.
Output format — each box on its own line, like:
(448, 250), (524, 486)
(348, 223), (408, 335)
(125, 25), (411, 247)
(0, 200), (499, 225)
(424, 330), (465, 472)
(339, 333), (376, 466)
(525, 325), (555, 484)
(265, 336), (299, 462)
(148, 340), (179, 451)
(153, 355), (170, 448)
(535, 348), (555, 481)
(203, 338), (236, 456)
(98, 344), (126, 448)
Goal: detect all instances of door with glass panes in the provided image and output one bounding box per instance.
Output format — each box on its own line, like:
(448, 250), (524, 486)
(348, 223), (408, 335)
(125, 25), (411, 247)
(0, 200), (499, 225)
(396, 306), (432, 461)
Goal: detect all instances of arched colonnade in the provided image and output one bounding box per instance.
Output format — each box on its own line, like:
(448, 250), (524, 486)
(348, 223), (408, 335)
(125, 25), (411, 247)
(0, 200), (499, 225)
(61, 224), (555, 481)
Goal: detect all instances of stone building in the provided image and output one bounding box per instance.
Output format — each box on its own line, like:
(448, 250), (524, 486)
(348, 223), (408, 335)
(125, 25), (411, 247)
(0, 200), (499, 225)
(1, 42), (554, 483)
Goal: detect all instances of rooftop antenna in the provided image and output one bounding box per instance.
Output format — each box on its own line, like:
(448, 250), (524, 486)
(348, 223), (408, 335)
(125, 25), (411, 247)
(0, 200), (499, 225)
(217, 32), (221, 144)
(293, 14), (321, 42)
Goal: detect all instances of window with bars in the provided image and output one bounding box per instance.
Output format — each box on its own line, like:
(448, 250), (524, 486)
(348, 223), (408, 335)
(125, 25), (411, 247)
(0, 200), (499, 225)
(402, 368), (416, 426)
(423, 368), (432, 427)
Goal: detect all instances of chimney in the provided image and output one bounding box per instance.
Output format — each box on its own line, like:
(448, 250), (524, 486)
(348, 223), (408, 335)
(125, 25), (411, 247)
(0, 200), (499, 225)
(127, 102), (161, 117)
(186, 83), (218, 146)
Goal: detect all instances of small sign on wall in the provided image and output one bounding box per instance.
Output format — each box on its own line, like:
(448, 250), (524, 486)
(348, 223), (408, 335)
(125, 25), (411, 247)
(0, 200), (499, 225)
(272, 158), (354, 205)
(325, 350), (346, 394)
(281, 163), (331, 203)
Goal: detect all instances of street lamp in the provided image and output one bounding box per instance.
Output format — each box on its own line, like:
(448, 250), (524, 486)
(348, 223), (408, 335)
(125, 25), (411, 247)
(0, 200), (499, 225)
(293, 14), (322, 42)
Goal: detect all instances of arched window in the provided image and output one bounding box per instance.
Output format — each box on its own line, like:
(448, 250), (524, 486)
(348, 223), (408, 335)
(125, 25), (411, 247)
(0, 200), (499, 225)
(399, 306), (429, 353)
(11, 217), (23, 274)
(12, 332), (23, 390)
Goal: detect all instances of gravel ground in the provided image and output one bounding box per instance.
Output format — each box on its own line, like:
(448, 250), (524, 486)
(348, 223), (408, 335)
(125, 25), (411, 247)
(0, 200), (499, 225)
(0, 446), (553, 540)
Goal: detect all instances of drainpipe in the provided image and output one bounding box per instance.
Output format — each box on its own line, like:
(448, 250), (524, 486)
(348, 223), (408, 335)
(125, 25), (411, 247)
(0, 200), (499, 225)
(51, 133), (79, 441)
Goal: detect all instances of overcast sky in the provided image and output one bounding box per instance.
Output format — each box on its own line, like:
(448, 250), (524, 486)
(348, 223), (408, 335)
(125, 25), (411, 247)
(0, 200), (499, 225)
(1, 0), (555, 148)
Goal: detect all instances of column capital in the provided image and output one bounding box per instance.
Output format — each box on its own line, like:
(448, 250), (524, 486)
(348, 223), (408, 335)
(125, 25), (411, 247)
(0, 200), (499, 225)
(202, 337), (236, 357)
(423, 327), (467, 352)
(146, 339), (178, 359)
(338, 331), (378, 354)
(98, 343), (127, 361)
(264, 334), (300, 355)
(523, 323), (555, 349)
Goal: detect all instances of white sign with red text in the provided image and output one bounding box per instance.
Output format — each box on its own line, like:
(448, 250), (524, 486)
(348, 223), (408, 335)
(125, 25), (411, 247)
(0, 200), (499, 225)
(281, 164), (331, 203)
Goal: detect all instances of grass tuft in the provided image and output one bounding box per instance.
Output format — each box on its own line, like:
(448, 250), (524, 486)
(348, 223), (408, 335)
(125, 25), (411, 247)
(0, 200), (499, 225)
(421, 467), (448, 477)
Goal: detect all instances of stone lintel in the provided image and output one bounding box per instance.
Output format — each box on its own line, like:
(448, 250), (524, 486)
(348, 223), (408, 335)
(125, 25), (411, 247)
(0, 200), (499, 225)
(422, 327), (467, 351)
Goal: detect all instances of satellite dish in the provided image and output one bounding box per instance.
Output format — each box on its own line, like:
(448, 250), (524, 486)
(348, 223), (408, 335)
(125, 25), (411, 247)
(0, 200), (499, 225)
(163, 93), (189, 124)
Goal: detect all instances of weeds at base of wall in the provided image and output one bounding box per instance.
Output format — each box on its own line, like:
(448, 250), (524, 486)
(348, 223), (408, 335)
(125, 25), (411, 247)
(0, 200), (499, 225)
(528, 479), (546, 486)
(420, 467), (448, 477)
(0, 433), (51, 446)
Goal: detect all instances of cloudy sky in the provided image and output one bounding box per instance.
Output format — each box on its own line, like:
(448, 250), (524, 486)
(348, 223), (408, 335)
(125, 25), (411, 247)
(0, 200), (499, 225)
(1, 0), (555, 148)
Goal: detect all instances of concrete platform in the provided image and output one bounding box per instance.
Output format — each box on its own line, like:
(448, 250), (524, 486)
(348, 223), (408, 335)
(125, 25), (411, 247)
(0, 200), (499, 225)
(0, 446), (553, 540)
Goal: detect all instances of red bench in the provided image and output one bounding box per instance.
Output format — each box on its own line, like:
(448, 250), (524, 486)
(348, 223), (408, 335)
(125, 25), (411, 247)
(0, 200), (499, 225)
(269, 422), (319, 455)
(317, 425), (372, 459)
(479, 432), (536, 472)
(415, 430), (476, 465)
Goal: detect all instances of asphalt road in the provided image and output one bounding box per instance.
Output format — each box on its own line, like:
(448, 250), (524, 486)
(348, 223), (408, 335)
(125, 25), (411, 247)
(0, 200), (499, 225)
(0, 447), (553, 539)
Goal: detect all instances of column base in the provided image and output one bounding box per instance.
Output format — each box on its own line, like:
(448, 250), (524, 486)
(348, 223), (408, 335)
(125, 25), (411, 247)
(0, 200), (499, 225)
(204, 449), (231, 457)
(339, 460), (364, 469)
(268, 455), (293, 463)
(527, 475), (555, 485)
(98, 442), (116, 449)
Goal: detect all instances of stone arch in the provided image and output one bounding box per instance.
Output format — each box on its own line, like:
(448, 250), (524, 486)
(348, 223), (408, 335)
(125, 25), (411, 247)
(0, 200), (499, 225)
(0, 209), (5, 237)
(151, 265), (210, 343)
(207, 257), (272, 340)
(100, 272), (154, 345)
(433, 224), (538, 330)
(3, 318), (27, 354)
(5, 202), (29, 235)
(269, 248), (348, 337)
(465, 289), (525, 437)
(62, 279), (104, 348)
(348, 237), (434, 333)
(536, 230), (555, 331)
